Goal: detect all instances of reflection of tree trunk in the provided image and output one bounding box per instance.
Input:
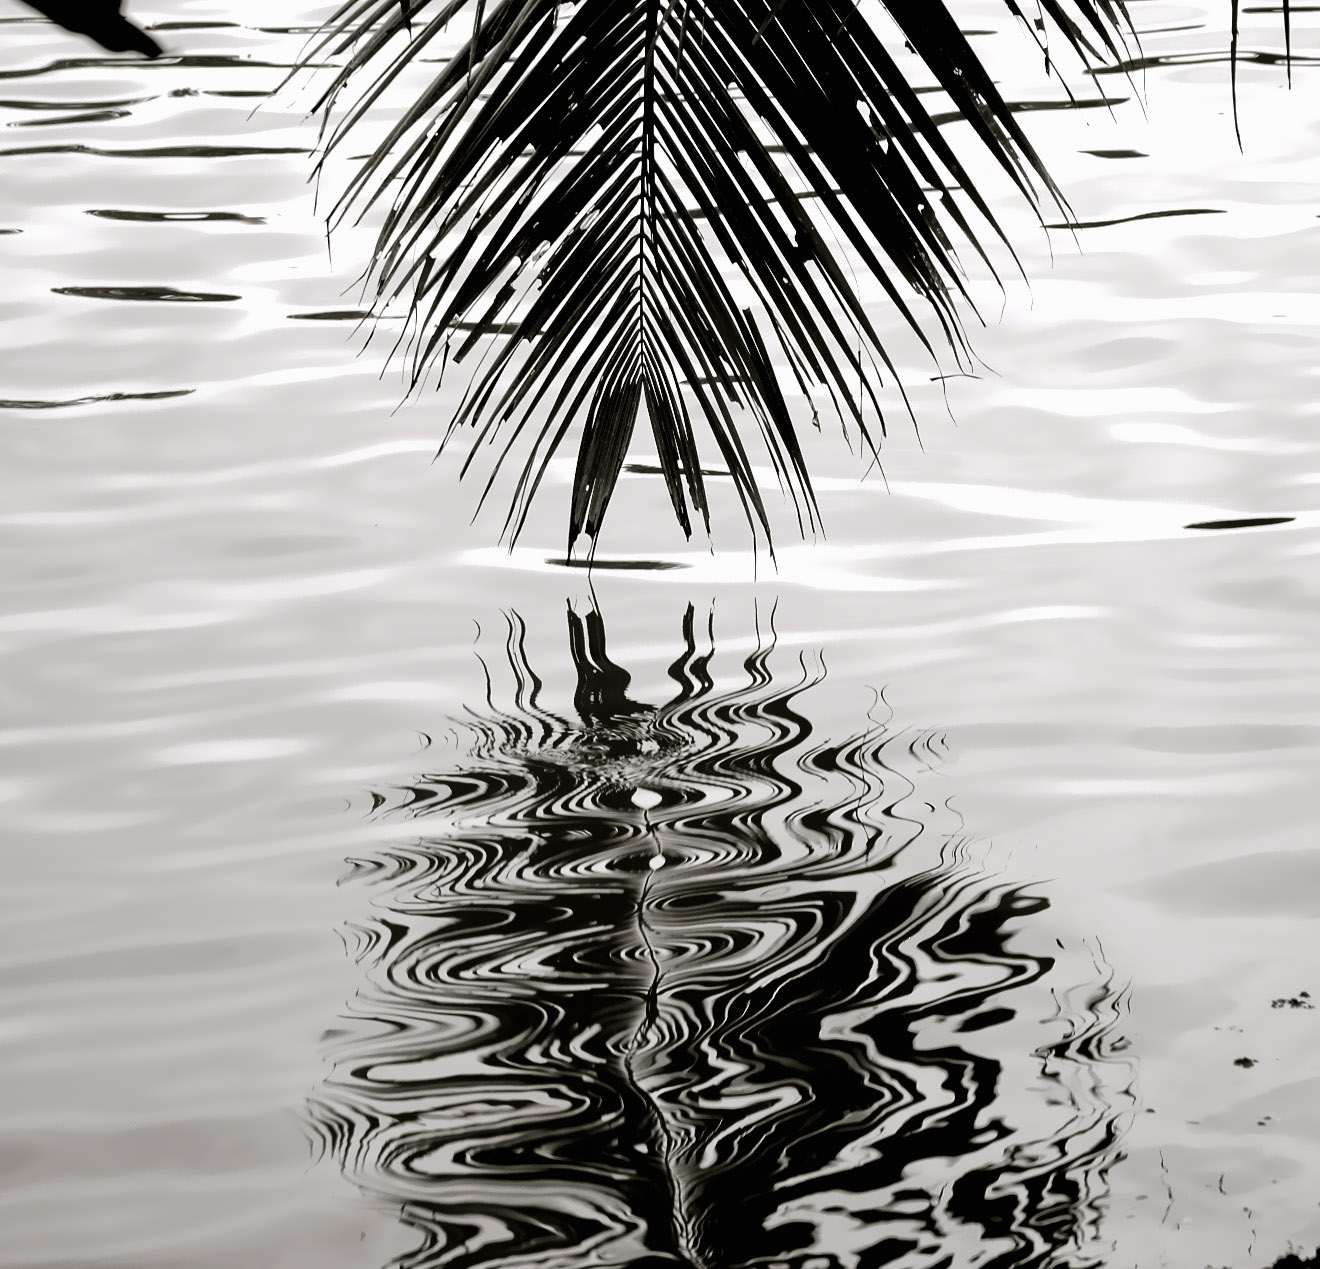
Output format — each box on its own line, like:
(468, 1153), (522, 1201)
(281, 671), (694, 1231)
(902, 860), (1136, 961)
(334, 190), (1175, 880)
(311, 604), (1134, 1269)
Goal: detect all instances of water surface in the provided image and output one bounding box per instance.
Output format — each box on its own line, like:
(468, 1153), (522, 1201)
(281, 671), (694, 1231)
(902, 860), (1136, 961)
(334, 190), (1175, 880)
(1, 2), (1318, 1268)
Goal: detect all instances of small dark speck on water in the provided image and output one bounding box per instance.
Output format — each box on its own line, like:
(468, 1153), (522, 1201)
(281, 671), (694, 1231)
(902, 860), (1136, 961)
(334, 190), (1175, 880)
(1271, 992), (1313, 1009)
(1185, 516), (1295, 531)
(1233, 1057), (1258, 1068)
(52, 285), (239, 303)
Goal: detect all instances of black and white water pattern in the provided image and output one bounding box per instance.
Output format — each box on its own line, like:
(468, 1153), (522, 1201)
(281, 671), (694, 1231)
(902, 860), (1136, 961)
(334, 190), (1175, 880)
(312, 607), (1134, 1269)
(4, 3), (1320, 1269)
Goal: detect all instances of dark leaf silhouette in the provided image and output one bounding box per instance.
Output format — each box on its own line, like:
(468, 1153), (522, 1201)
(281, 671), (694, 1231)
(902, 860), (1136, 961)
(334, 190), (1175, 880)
(305, 0), (1290, 548)
(15, 0), (162, 57)
(306, 0), (1138, 549)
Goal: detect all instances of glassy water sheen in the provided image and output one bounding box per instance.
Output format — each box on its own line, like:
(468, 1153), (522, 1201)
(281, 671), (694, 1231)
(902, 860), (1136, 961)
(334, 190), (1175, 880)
(1, 3), (1318, 1269)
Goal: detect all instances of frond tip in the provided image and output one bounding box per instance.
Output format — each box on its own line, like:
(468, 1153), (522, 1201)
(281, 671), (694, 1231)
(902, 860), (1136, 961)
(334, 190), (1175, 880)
(308, 0), (1133, 549)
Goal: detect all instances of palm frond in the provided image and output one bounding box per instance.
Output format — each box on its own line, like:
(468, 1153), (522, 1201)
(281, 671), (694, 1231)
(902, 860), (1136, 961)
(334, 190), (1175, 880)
(16, 0), (162, 57)
(306, 0), (1137, 550)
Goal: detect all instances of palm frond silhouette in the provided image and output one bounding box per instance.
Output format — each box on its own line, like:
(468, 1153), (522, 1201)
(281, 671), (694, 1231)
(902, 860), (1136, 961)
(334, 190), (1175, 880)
(304, 0), (1284, 550)
(14, 0), (162, 57)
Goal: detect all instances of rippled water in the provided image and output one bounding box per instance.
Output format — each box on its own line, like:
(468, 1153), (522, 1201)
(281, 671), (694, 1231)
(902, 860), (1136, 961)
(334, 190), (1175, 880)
(2, 2), (1319, 1268)
(311, 604), (1136, 1269)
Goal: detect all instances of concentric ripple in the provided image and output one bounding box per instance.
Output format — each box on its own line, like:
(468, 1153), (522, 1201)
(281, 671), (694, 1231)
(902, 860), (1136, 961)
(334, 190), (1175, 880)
(312, 606), (1135, 1269)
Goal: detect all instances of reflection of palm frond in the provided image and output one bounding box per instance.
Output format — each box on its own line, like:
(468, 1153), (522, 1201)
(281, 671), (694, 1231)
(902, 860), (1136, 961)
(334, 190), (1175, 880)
(305, 0), (1136, 548)
(312, 606), (1135, 1269)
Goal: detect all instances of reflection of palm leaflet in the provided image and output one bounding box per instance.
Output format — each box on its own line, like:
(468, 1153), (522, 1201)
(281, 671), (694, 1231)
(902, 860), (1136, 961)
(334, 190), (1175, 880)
(313, 607), (1133, 1269)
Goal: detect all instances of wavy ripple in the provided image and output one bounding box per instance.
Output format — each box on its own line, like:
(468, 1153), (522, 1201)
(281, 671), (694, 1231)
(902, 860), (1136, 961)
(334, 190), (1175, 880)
(0, 54), (309, 82)
(51, 285), (240, 303)
(0, 143), (308, 158)
(313, 606), (1135, 1269)
(0, 388), (193, 409)
(85, 208), (265, 223)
